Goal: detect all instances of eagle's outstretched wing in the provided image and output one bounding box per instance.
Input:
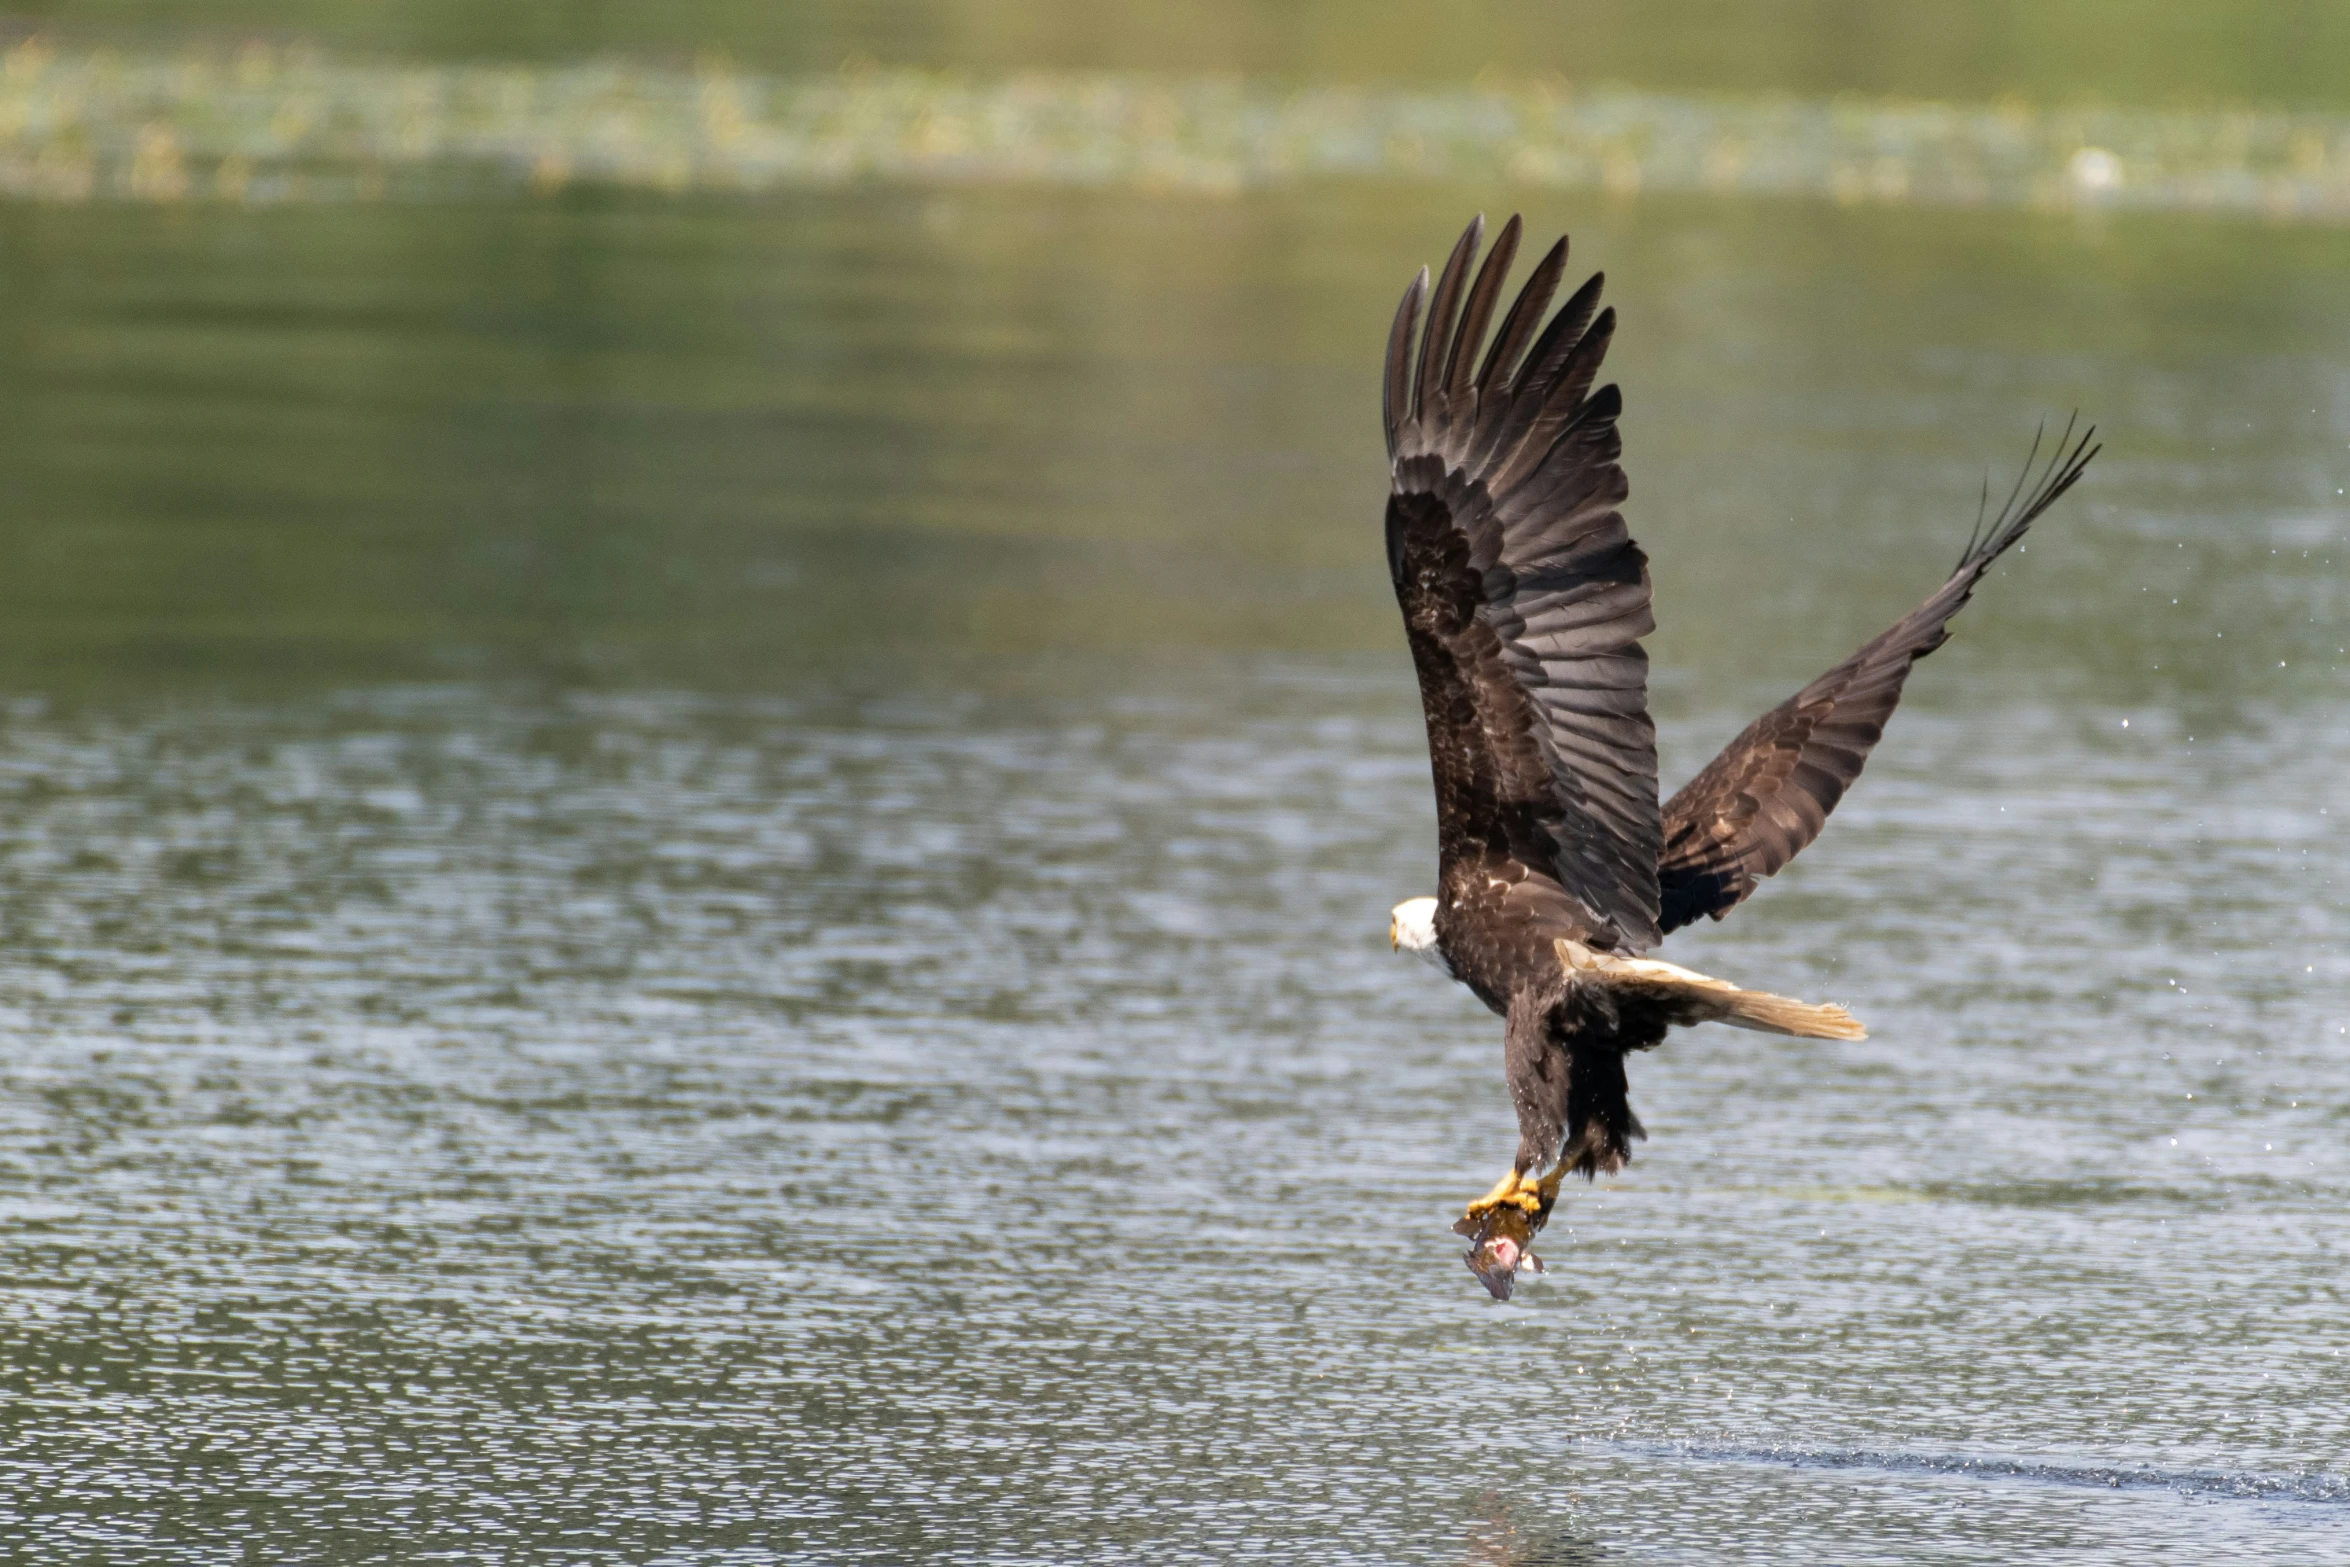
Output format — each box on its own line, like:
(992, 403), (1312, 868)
(1656, 421), (2099, 934)
(1385, 215), (1661, 951)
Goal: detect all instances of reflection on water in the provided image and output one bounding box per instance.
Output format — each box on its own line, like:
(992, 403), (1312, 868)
(1458, 1491), (1607, 1566)
(0, 138), (2344, 1563)
(1, 182), (2344, 699)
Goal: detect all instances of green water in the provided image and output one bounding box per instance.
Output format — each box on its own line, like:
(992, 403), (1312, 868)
(1, 187), (2342, 702)
(0, 9), (2347, 1564)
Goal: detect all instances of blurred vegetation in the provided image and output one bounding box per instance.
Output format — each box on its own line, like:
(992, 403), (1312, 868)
(14, 0), (2350, 108)
(5, 40), (2346, 217)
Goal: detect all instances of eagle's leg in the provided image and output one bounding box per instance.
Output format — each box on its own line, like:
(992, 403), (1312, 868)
(1455, 994), (1584, 1297)
(1459, 989), (1575, 1225)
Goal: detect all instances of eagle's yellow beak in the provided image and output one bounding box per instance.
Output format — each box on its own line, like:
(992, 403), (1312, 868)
(1388, 915), (1399, 950)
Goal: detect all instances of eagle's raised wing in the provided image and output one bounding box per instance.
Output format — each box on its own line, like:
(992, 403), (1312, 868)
(1385, 215), (1661, 951)
(1656, 422), (2098, 934)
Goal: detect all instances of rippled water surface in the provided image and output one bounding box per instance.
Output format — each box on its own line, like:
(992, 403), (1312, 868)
(0, 151), (2347, 1563)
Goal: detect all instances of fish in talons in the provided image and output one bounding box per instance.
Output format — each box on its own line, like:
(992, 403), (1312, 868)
(1454, 1161), (1567, 1300)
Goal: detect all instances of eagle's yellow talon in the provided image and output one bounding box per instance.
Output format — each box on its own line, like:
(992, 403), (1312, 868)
(1464, 1168), (1525, 1215)
(1462, 1166), (1557, 1222)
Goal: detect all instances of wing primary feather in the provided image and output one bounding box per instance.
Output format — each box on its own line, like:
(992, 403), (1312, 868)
(1477, 235), (1566, 397)
(1963, 470), (1991, 563)
(1509, 272), (1605, 398)
(1545, 308), (1617, 413)
(1473, 274), (1607, 481)
(1968, 418), (2044, 570)
(1383, 267), (1429, 461)
(1414, 215), (1484, 426)
(1490, 307), (1617, 496)
(1963, 414), (2097, 571)
(1443, 214), (1522, 408)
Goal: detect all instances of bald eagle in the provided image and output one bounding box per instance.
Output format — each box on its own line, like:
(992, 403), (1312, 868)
(1380, 216), (2096, 1299)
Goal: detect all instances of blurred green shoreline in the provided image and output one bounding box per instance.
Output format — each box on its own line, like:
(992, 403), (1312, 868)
(4, 37), (2350, 222)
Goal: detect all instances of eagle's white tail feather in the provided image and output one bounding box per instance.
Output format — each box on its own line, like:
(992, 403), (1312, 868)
(1706, 988), (1869, 1041)
(1554, 940), (1868, 1042)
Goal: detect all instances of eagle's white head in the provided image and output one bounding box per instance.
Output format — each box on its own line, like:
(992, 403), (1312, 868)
(1389, 896), (1449, 974)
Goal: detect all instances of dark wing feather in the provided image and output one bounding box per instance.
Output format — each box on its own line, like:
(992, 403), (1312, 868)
(1656, 421), (2099, 933)
(1386, 215), (1662, 951)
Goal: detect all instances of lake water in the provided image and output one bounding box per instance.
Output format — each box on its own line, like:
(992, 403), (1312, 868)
(0, 116), (2347, 1566)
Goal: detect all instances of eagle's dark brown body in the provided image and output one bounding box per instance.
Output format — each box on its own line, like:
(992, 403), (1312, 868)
(1381, 215), (2095, 1294)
